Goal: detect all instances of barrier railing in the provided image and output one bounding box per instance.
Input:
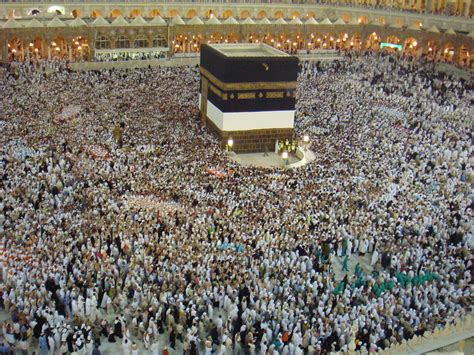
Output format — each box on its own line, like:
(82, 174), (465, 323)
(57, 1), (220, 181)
(376, 314), (474, 355)
(0, 0), (470, 19)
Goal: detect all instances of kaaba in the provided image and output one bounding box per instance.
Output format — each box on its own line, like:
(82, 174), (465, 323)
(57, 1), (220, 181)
(199, 43), (298, 153)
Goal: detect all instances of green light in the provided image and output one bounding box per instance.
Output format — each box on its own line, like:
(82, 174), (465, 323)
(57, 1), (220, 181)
(380, 42), (402, 51)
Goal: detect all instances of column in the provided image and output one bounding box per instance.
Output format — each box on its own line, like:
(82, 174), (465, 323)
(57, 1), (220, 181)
(47, 46), (51, 60)
(464, 0), (471, 16)
(1, 40), (8, 64)
(426, 0), (433, 12)
(68, 45), (72, 61)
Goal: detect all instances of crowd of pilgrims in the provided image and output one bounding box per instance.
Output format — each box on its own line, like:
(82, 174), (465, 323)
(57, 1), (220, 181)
(0, 51), (472, 354)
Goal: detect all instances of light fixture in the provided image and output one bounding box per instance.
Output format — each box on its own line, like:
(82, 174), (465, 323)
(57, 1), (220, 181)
(29, 43), (34, 47)
(56, 47), (60, 51)
(78, 46), (82, 50)
(34, 48), (39, 52)
(52, 42), (56, 46)
(303, 135), (309, 143)
(11, 49), (16, 53)
(282, 151), (288, 160)
(227, 137), (234, 148)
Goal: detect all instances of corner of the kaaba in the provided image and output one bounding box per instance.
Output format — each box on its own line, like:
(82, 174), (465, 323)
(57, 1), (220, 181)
(199, 43), (298, 154)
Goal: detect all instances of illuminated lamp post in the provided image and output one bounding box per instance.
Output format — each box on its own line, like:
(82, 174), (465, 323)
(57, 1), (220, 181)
(227, 137), (234, 153)
(282, 150), (289, 165)
(303, 134), (309, 151)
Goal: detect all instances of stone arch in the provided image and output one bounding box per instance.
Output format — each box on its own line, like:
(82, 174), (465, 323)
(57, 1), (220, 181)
(205, 9), (215, 18)
(222, 10), (233, 19)
(28, 8), (41, 17)
(425, 39), (437, 57)
(91, 10), (102, 18)
(134, 35), (148, 48)
(458, 44), (469, 64)
(95, 35), (111, 49)
(71, 36), (88, 60)
(257, 10), (267, 19)
(8, 38), (23, 60)
(394, 18), (405, 27)
(366, 32), (380, 49)
(130, 9), (141, 18)
(111, 9), (122, 18)
(442, 42), (455, 61)
(350, 32), (362, 49)
(262, 32), (275, 45)
(153, 35), (167, 48)
(404, 37), (419, 55)
(209, 32), (223, 43)
(116, 35), (131, 49)
(274, 10), (285, 19)
(341, 13), (351, 23)
(29, 36), (45, 58)
(240, 10), (251, 19)
(149, 9), (160, 18)
(71, 9), (81, 18)
(247, 32), (259, 43)
(50, 36), (67, 59)
(186, 9), (198, 19)
(290, 11), (300, 19)
(168, 9), (178, 18)
(225, 32), (239, 43)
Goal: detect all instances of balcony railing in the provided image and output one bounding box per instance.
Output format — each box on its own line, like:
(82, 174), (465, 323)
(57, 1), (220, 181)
(0, 0), (469, 19)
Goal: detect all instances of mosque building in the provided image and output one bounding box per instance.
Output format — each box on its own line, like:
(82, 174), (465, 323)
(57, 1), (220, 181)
(0, 0), (473, 66)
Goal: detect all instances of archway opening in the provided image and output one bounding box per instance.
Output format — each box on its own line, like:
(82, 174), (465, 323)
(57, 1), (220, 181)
(149, 10), (160, 18)
(404, 37), (419, 57)
(291, 11), (300, 19)
(111, 9), (122, 18)
(50, 37), (67, 59)
(72, 36), (89, 61)
(8, 38), (24, 61)
(153, 36), (167, 48)
(90, 10), (102, 19)
(186, 10), (198, 19)
(257, 10), (267, 19)
(134, 36), (149, 48)
(95, 35), (111, 50)
(168, 9), (178, 18)
(223, 10), (233, 19)
(274, 10), (285, 19)
(366, 32), (380, 50)
(240, 10), (251, 19)
(130, 9), (141, 18)
(116, 36), (131, 49)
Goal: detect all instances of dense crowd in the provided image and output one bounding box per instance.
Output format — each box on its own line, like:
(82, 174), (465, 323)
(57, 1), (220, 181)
(0, 52), (472, 354)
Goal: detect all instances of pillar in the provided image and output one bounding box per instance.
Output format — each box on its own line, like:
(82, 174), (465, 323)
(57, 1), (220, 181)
(1, 40), (8, 64)
(464, 0), (472, 16)
(47, 46), (51, 60)
(426, 0), (433, 12)
(68, 45), (72, 61)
